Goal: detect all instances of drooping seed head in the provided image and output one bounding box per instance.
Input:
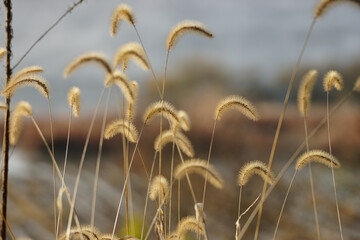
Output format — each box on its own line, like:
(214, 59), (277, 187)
(176, 216), (205, 240)
(63, 52), (112, 78)
(114, 42), (149, 71)
(177, 110), (191, 131)
(67, 87), (81, 117)
(59, 225), (101, 240)
(110, 4), (135, 36)
(237, 160), (275, 186)
(143, 101), (180, 126)
(215, 95), (259, 121)
(10, 101), (32, 146)
(174, 159), (223, 189)
(154, 129), (195, 157)
(298, 69), (318, 117)
(99, 234), (121, 240)
(149, 175), (170, 203)
(11, 66), (44, 82)
(166, 20), (213, 52)
(125, 81), (138, 120)
(104, 118), (138, 142)
(314, 0), (360, 19)
(323, 70), (343, 92)
(104, 70), (134, 103)
(295, 150), (340, 171)
(2, 74), (50, 99)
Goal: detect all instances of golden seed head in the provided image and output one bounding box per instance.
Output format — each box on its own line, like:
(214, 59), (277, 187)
(174, 159), (223, 189)
(297, 69), (318, 117)
(237, 160), (275, 186)
(177, 110), (191, 131)
(10, 101), (32, 145)
(104, 118), (138, 143)
(59, 225), (101, 240)
(154, 129), (194, 157)
(166, 20), (213, 52)
(314, 0), (360, 19)
(67, 87), (81, 117)
(11, 66), (44, 82)
(63, 52), (112, 78)
(143, 101), (180, 126)
(215, 95), (259, 121)
(114, 42), (149, 71)
(0, 48), (6, 60)
(105, 70), (134, 103)
(149, 175), (170, 203)
(176, 216), (205, 240)
(110, 4), (135, 36)
(125, 81), (139, 121)
(323, 70), (343, 92)
(295, 149), (340, 171)
(353, 76), (360, 92)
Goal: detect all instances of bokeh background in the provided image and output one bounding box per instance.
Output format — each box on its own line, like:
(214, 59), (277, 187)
(1, 0), (360, 239)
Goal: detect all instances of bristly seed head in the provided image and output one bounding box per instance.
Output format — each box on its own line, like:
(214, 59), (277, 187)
(110, 4), (135, 36)
(296, 149), (340, 171)
(238, 160), (275, 186)
(113, 42), (149, 71)
(10, 101), (32, 145)
(314, 0), (360, 19)
(149, 175), (170, 203)
(298, 69), (318, 117)
(323, 70), (344, 92)
(215, 95), (259, 121)
(67, 86), (81, 117)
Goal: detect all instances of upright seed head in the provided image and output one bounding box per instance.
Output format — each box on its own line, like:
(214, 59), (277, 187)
(297, 69), (318, 117)
(67, 87), (81, 117)
(10, 101), (32, 145)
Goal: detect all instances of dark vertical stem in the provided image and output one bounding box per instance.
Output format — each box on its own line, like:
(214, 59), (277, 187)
(1, 0), (13, 239)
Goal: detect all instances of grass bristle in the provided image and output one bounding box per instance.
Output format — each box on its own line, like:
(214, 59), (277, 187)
(238, 160), (275, 186)
(114, 42), (149, 71)
(166, 20), (213, 52)
(104, 118), (138, 142)
(297, 69), (318, 117)
(67, 86), (81, 117)
(63, 52), (112, 78)
(215, 95), (259, 121)
(174, 159), (223, 189)
(296, 150), (341, 171)
(149, 175), (170, 203)
(110, 4), (135, 36)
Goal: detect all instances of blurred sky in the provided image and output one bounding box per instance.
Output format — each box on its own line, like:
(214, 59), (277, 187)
(0, 0), (360, 114)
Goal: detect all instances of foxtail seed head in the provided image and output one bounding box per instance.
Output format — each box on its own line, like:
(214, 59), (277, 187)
(176, 216), (205, 240)
(104, 119), (138, 142)
(314, 0), (360, 18)
(149, 175), (170, 203)
(177, 110), (191, 131)
(154, 129), (194, 157)
(166, 20), (213, 52)
(215, 95), (259, 121)
(114, 42), (149, 71)
(296, 150), (340, 171)
(67, 87), (81, 117)
(323, 70), (343, 92)
(10, 101), (32, 145)
(105, 70), (134, 103)
(143, 101), (180, 126)
(298, 69), (318, 117)
(110, 4), (135, 36)
(238, 160), (275, 186)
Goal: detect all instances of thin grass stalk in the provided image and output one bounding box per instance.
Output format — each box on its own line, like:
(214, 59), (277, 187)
(30, 116), (84, 240)
(237, 186), (243, 219)
(254, 19), (316, 240)
(326, 92), (344, 240)
(111, 125), (145, 240)
(141, 152), (158, 240)
(202, 120), (217, 207)
(56, 108), (73, 239)
(237, 91), (352, 239)
(0, 210), (15, 240)
(304, 117), (321, 240)
(66, 87), (106, 240)
(91, 87), (112, 227)
(168, 139), (176, 234)
(272, 171), (297, 240)
(48, 99), (57, 237)
(178, 180), (181, 224)
(1, 1), (12, 238)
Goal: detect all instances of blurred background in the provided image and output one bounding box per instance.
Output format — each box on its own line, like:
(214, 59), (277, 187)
(1, 0), (360, 239)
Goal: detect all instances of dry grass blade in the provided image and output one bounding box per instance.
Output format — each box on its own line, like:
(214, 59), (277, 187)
(174, 159), (223, 189)
(176, 216), (205, 240)
(125, 81), (138, 120)
(1, 74), (50, 99)
(9, 101), (32, 145)
(11, 66), (43, 82)
(298, 69), (318, 117)
(143, 101), (179, 126)
(63, 52), (112, 78)
(104, 70), (134, 103)
(149, 175), (170, 203)
(323, 70), (344, 92)
(67, 86), (81, 117)
(59, 225), (101, 240)
(104, 118), (138, 142)
(215, 95), (259, 121)
(177, 110), (191, 131)
(114, 42), (149, 71)
(154, 129), (194, 157)
(314, 0), (360, 18)
(238, 161), (275, 186)
(110, 4), (135, 36)
(296, 150), (340, 170)
(166, 20), (213, 52)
